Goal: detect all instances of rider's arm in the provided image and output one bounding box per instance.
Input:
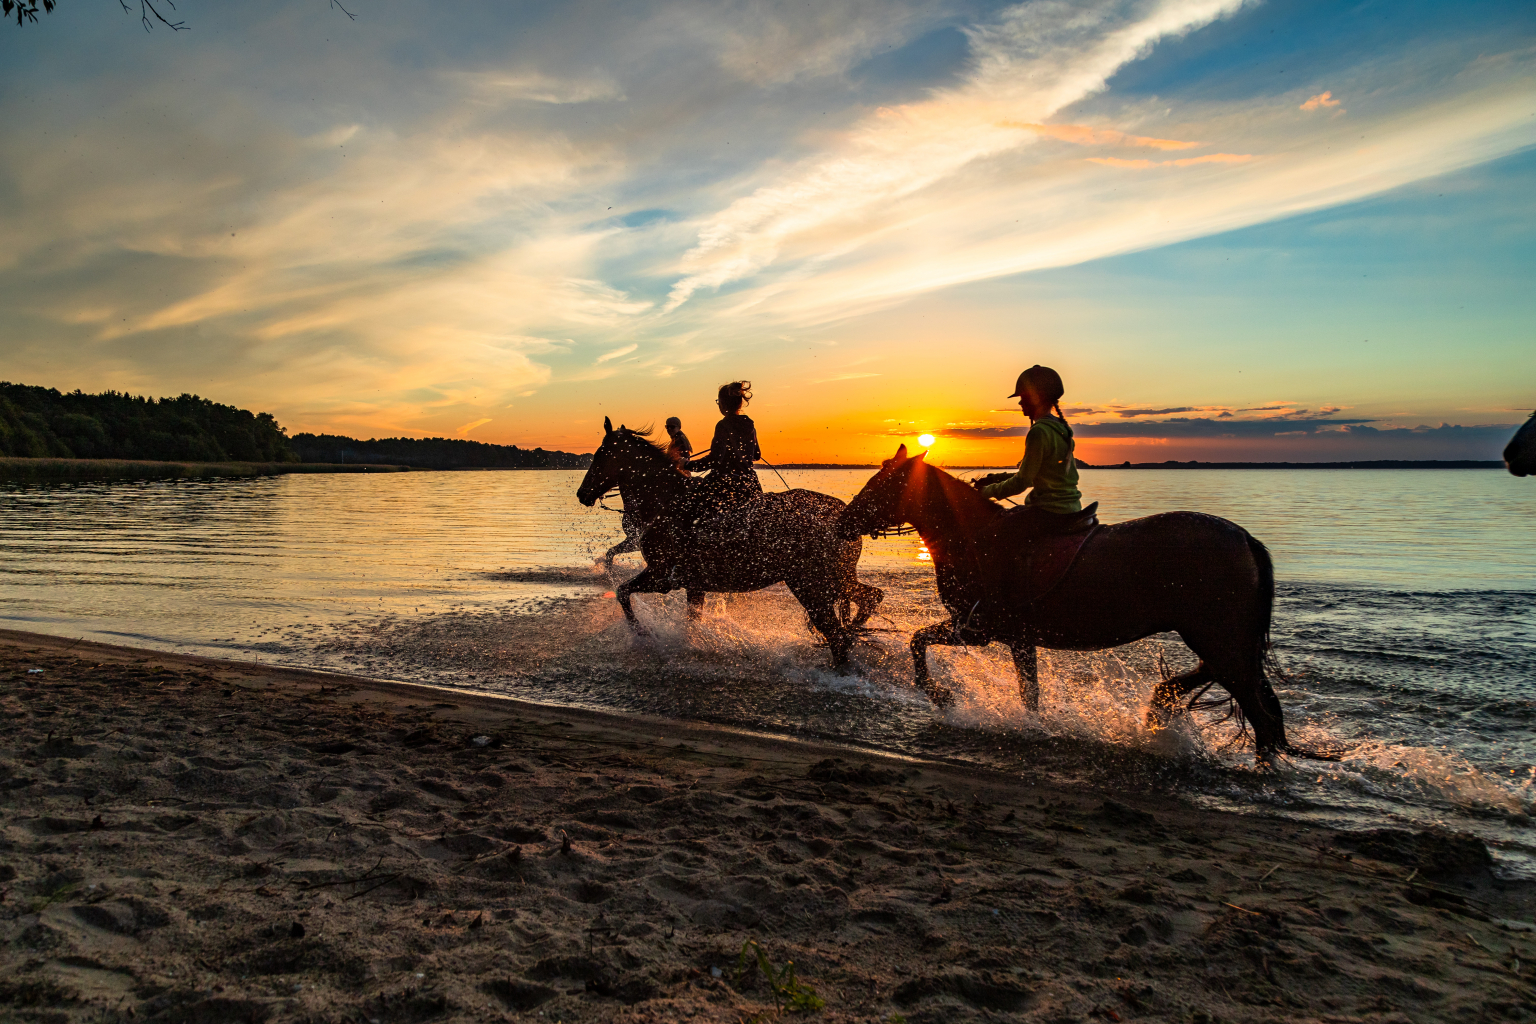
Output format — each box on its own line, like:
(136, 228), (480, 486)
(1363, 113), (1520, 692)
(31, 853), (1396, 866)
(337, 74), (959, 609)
(689, 423), (726, 471)
(979, 423), (1045, 500)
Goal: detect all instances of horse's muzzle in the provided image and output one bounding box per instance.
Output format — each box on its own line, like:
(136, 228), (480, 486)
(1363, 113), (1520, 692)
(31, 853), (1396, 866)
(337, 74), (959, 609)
(576, 489), (599, 507)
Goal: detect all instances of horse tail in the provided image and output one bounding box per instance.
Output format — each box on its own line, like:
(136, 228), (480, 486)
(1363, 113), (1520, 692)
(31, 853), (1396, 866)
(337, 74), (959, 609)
(1241, 529), (1289, 682)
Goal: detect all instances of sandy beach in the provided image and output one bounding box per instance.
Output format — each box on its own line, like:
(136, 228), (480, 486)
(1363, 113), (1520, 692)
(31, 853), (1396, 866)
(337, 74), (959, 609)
(1, 629), (1532, 1024)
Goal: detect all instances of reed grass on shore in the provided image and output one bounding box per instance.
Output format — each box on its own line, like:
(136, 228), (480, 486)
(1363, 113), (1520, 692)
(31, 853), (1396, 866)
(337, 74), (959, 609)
(0, 457), (411, 482)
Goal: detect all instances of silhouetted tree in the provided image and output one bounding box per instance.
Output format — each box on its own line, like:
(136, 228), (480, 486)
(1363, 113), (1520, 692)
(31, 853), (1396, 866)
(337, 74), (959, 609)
(0, 383), (297, 462)
(6, 0), (355, 30)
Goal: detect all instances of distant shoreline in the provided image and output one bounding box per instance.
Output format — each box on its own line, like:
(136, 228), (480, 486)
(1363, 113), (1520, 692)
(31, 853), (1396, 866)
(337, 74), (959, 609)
(1077, 459), (1505, 470)
(776, 460), (1505, 470)
(0, 457), (412, 482)
(1, 456), (1508, 483)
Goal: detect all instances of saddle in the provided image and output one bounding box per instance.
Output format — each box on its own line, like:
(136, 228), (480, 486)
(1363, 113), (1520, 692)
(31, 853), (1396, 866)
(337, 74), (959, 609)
(1011, 502), (1100, 603)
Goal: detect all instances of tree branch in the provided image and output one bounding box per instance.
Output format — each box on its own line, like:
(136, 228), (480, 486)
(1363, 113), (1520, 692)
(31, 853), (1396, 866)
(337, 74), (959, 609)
(118, 0), (187, 32)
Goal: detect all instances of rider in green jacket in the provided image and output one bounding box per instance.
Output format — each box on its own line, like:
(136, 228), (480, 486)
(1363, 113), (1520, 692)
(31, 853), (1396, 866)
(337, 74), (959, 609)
(975, 365), (1084, 521)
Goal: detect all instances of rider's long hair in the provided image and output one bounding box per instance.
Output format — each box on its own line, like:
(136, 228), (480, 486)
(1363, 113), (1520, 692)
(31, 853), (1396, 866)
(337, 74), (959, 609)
(718, 380), (752, 414)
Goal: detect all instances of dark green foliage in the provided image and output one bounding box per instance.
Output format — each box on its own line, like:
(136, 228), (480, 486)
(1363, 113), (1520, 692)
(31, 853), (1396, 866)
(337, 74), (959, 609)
(289, 433), (591, 470)
(0, 382), (296, 463)
(4, 1), (57, 28)
(734, 939), (824, 1013)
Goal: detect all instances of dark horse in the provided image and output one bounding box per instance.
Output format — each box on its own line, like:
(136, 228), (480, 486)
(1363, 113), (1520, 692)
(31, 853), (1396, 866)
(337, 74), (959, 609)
(836, 446), (1293, 759)
(576, 419), (883, 667)
(1506, 410), (1536, 477)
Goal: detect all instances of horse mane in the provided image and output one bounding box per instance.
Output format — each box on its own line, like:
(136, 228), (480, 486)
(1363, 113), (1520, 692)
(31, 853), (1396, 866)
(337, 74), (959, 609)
(615, 425), (681, 466)
(910, 456), (1005, 520)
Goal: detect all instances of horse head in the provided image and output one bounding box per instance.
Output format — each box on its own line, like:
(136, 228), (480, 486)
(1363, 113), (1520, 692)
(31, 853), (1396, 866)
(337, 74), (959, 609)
(1505, 411), (1536, 477)
(836, 444), (925, 540)
(576, 417), (623, 506)
(576, 418), (679, 508)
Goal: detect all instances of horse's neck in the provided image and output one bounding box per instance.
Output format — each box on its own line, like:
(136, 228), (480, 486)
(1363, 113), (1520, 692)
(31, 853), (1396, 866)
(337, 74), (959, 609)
(910, 467), (1001, 602)
(619, 450), (684, 520)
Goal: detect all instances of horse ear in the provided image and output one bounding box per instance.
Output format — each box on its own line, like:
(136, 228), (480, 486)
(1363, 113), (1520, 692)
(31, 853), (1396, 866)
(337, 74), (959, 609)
(893, 444), (908, 463)
(604, 416), (613, 435)
(912, 450), (927, 462)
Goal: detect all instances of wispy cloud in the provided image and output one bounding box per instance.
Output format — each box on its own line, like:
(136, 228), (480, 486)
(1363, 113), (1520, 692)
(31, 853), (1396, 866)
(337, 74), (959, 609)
(664, 0), (1253, 312)
(460, 70), (626, 105)
(1087, 152), (1254, 168)
(596, 343), (639, 363)
(1004, 121), (1202, 150)
(1300, 90), (1344, 112)
(811, 371), (882, 384)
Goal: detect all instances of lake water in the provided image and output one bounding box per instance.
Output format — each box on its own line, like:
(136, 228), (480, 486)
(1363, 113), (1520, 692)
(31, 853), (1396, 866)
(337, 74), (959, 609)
(3, 468), (1534, 874)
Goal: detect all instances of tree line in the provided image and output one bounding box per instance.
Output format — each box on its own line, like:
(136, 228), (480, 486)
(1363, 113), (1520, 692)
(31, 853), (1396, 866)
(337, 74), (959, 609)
(0, 382), (296, 463)
(0, 381), (592, 468)
(288, 433), (591, 470)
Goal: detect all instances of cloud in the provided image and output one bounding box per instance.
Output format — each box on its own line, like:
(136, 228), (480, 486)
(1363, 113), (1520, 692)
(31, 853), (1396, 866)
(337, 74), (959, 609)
(943, 416), (1377, 439)
(1301, 91), (1344, 112)
(1004, 121), (1202, 150)
(1113, 406), (1196, 417)
(459, 70), (627, 105)
(697, 0), (940, 85)
(811, 371), (882, 384)
(596, 343), (639, 363)
(658, 9), (1535, 326)
(1087, 152), (1254, 168)
(457, 417), (493, 435)
(664, 0), (1253, 311)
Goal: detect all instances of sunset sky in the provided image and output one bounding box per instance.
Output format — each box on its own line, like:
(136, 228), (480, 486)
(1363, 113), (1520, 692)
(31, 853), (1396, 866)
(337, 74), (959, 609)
(2, 0), (1533, 464)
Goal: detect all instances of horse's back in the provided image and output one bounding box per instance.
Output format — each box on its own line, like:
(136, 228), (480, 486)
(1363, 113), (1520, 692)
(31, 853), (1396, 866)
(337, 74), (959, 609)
(1008, 510), (1267, 654)
(750, 487), (845, 522)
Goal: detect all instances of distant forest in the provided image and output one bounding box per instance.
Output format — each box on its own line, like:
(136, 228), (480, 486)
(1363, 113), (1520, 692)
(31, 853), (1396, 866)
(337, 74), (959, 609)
(289, 433), (592, 470)
(0, 382), (592, 469)
(0, 382), (295, 463)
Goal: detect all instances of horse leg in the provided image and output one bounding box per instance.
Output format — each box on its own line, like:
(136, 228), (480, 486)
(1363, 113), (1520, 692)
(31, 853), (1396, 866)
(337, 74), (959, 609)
(1008, 639), (1039, 713)
(1144, 665), (1212, 731)
(603, 535), (638, 569)
(848, 582), (884, 627)
(787, 579), (852, 670)
(911, 621), (963, 707)
(615, 567), (671, 634)
(686, 589), (706, 620)
(1177, 631), (1288, 761)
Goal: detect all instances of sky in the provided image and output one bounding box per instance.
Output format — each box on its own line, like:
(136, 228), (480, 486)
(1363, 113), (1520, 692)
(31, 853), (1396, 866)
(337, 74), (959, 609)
(1, 0), (1533, 464)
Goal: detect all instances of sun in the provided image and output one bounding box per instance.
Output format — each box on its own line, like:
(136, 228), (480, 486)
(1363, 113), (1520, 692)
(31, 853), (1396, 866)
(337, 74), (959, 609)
(918, 433), (935, 447)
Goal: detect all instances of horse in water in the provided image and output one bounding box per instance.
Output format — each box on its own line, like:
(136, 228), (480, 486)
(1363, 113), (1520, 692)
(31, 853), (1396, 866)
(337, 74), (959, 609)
(836, 446), (1294, 760)
(576, 419), (883, 667)
(1505, 411), (1536, 476)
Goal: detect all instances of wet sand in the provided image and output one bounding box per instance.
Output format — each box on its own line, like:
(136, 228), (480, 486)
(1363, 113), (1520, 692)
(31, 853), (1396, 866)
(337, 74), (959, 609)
(2, 629), (1532, 1023)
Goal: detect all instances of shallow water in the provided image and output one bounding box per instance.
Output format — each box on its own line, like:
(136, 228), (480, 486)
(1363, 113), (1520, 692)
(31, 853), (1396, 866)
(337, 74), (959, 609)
(2, 468), (1533, 874)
